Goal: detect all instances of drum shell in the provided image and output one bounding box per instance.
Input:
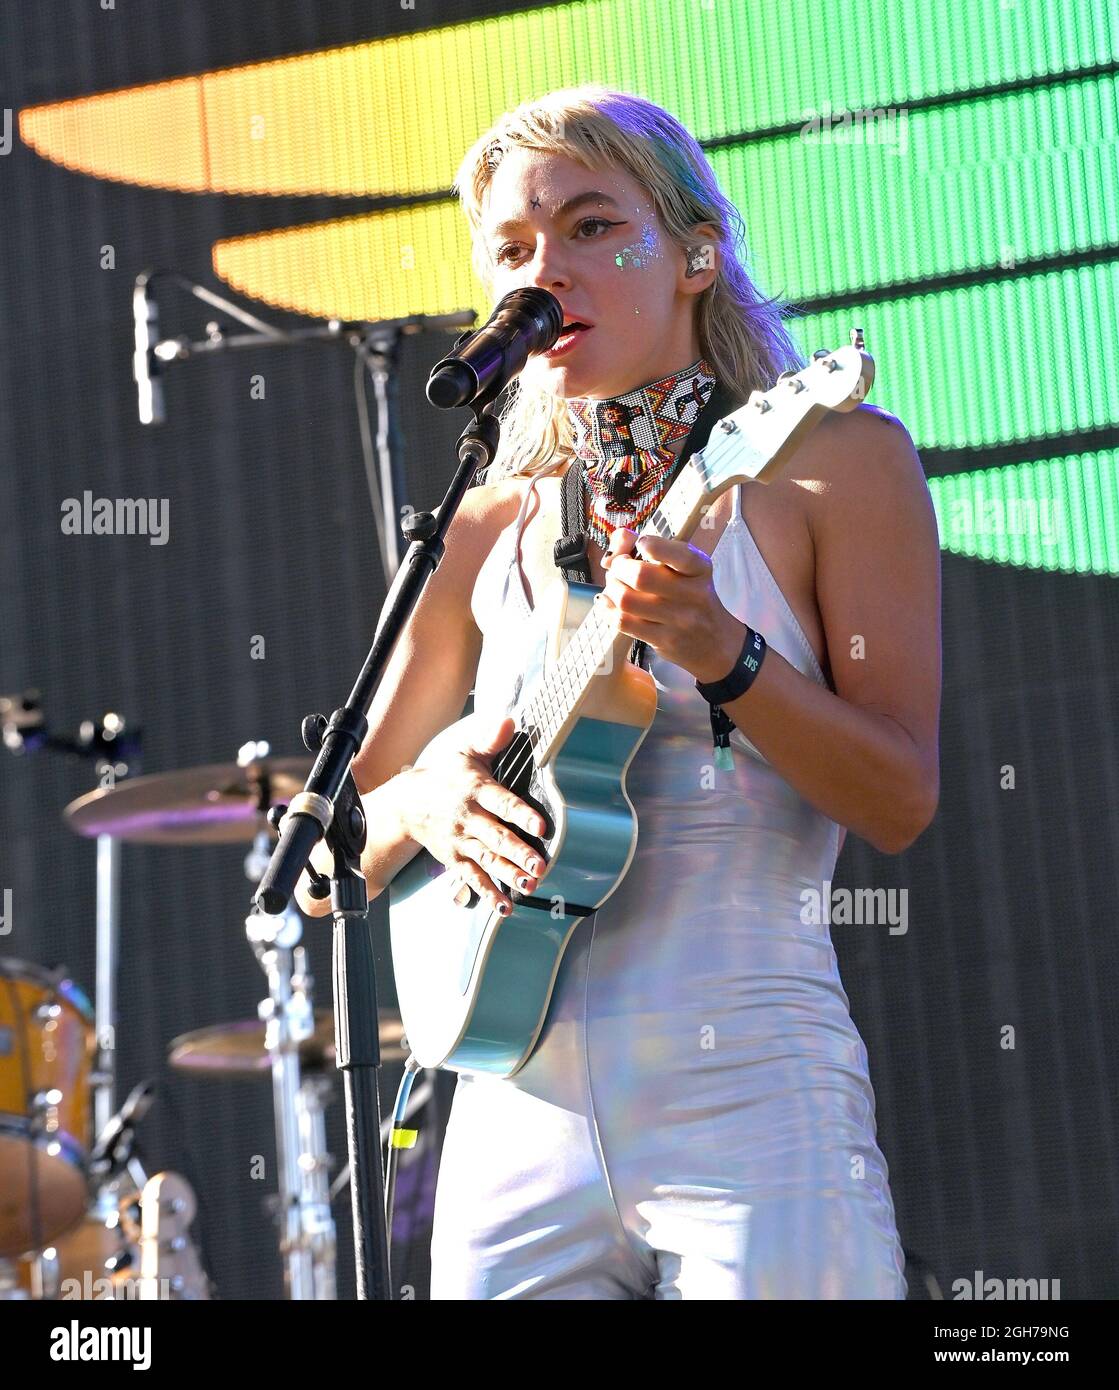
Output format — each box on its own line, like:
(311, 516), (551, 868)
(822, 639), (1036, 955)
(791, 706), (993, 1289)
(0, 961), (95, 1258)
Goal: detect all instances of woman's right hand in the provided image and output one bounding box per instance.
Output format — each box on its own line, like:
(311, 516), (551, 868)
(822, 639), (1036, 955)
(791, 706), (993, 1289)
(399, 713), (549, 917)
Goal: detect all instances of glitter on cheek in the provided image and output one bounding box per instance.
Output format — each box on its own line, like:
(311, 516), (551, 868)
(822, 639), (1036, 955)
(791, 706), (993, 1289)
(614, 218), (661, 270)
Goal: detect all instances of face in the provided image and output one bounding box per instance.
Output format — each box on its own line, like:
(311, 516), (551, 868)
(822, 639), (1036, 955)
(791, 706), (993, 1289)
(481, 146), (718, 400)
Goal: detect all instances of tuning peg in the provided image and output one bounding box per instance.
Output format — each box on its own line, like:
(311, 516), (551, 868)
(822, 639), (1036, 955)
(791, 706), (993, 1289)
(850, 327), (865, 349)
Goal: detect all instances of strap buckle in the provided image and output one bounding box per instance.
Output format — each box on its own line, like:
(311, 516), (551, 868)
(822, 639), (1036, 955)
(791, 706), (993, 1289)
(553, 534), (588, 571)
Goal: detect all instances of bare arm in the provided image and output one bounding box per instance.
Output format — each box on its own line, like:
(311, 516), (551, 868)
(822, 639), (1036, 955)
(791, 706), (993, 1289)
(297, 481), (515, 913)
(696, 406), (942, 854)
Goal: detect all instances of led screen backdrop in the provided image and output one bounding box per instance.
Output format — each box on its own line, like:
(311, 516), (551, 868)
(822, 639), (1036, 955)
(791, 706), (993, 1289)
(0, 0), (1116, 1299)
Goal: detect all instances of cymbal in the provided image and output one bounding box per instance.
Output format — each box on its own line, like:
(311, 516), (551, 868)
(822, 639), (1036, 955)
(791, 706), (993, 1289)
(63, 758), (313, 844)
(167, 1010), (407, 1078)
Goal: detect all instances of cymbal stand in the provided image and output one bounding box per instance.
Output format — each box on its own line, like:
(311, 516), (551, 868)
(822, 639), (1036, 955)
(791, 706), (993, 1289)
(245, 829), (336, 1300)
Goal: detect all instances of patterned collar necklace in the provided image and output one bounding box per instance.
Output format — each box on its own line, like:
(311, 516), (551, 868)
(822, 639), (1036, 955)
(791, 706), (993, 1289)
(565, 357), (717, 551)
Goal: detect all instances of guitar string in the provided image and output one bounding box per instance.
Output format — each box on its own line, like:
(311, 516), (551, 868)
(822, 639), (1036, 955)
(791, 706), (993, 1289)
(489, 447), (716, 794)
(488, 465), (702, 789)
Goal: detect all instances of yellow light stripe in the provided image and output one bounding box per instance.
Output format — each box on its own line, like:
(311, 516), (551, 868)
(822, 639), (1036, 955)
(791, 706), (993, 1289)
(20, 78), (210, 192)
(19, 16), (548, 197)
(211, 204), (485, 322)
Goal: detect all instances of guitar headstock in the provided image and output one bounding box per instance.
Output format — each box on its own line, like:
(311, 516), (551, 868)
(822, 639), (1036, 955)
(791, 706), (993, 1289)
(776, 328), (874, 413)
(694, 328), (874, 491)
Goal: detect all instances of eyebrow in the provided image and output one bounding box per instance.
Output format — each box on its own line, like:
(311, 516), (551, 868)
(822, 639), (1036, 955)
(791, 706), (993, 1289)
(487, 191), (623, 241)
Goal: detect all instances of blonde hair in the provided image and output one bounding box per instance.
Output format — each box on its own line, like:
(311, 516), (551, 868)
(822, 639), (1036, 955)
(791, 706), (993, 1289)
(452, 84), (805, 483)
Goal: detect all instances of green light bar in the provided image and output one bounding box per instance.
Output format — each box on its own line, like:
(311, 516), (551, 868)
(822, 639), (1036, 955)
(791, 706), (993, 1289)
(928, 449), (1119, 572)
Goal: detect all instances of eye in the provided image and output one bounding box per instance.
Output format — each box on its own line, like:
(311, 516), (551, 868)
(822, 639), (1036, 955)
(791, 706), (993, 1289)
(573, 215), (620, 240)
(494, 216), (624, 267)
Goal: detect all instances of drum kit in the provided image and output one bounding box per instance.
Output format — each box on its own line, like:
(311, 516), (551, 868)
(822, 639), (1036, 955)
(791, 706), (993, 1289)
(0, 727), (418, 1301)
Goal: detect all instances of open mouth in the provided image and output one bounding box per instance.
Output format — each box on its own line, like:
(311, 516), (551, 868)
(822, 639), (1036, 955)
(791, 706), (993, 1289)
(545, 322), (593, 357)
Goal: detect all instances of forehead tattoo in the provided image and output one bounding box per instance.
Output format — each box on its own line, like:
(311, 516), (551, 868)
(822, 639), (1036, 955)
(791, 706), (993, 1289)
(530, 195), (541, 209)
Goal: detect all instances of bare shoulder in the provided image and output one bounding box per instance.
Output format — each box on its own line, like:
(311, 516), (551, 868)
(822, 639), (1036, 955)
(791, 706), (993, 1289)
(792, 403), (929, 527)
(438, 474), (530, 585)
(461, 473), (532, 533)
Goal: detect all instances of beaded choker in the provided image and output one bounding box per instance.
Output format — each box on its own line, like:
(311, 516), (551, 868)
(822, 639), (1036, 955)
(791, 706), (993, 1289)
(565, 357), (717, 551)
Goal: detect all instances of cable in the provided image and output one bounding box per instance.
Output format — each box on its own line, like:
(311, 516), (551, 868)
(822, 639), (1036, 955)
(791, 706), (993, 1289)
(384, 1054), (424, 1293)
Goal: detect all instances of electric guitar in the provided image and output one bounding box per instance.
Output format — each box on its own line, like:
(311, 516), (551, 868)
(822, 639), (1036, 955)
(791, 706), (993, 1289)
(389, 332), (874, 1078)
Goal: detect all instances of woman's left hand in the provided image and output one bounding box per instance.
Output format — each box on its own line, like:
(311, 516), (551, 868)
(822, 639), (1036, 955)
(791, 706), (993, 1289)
(601, 527), (746, 685)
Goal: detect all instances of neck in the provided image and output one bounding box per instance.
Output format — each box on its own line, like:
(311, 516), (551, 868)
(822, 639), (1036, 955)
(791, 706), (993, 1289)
(563, 356), (717, 550)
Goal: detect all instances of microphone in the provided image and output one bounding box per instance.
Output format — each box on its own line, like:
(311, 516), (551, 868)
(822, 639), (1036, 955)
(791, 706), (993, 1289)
(426, 287), (563, 410)
(90, 1078), (157, 1173)
(132, 272), (165, 426)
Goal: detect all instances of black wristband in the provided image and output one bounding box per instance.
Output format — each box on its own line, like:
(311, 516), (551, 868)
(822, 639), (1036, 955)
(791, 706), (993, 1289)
(695, 625), (767, 705)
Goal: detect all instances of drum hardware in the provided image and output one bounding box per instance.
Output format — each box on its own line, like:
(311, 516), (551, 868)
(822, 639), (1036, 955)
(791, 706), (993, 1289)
(0, 1257), (32, 1298)
(0, 988), (161, 1298)
(63, 747), (313, 847)
(37, 1082), (159, 1299)
(16, 716), (419, 1298)
(10, 1190), (132, 1300)
(243, 825), (337, 1300)
(62, 736), (342, 1298)
(1, 1172), (213, 1301)
(5, 696), (141, 1155)
(117, 1172), (211, 1300)
(167, 1011), (405, 1078)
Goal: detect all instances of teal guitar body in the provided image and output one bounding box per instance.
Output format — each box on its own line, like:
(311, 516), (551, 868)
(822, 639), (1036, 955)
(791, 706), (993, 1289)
(388, 579), (657, 1077)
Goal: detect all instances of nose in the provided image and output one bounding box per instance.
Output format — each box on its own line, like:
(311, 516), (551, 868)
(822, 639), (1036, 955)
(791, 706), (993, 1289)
(520, 237), (573, 294)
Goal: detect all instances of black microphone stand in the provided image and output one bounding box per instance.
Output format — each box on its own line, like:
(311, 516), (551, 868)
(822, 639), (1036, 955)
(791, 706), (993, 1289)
(133, 268), (476, 587)
(252, 395), (502, 1301)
